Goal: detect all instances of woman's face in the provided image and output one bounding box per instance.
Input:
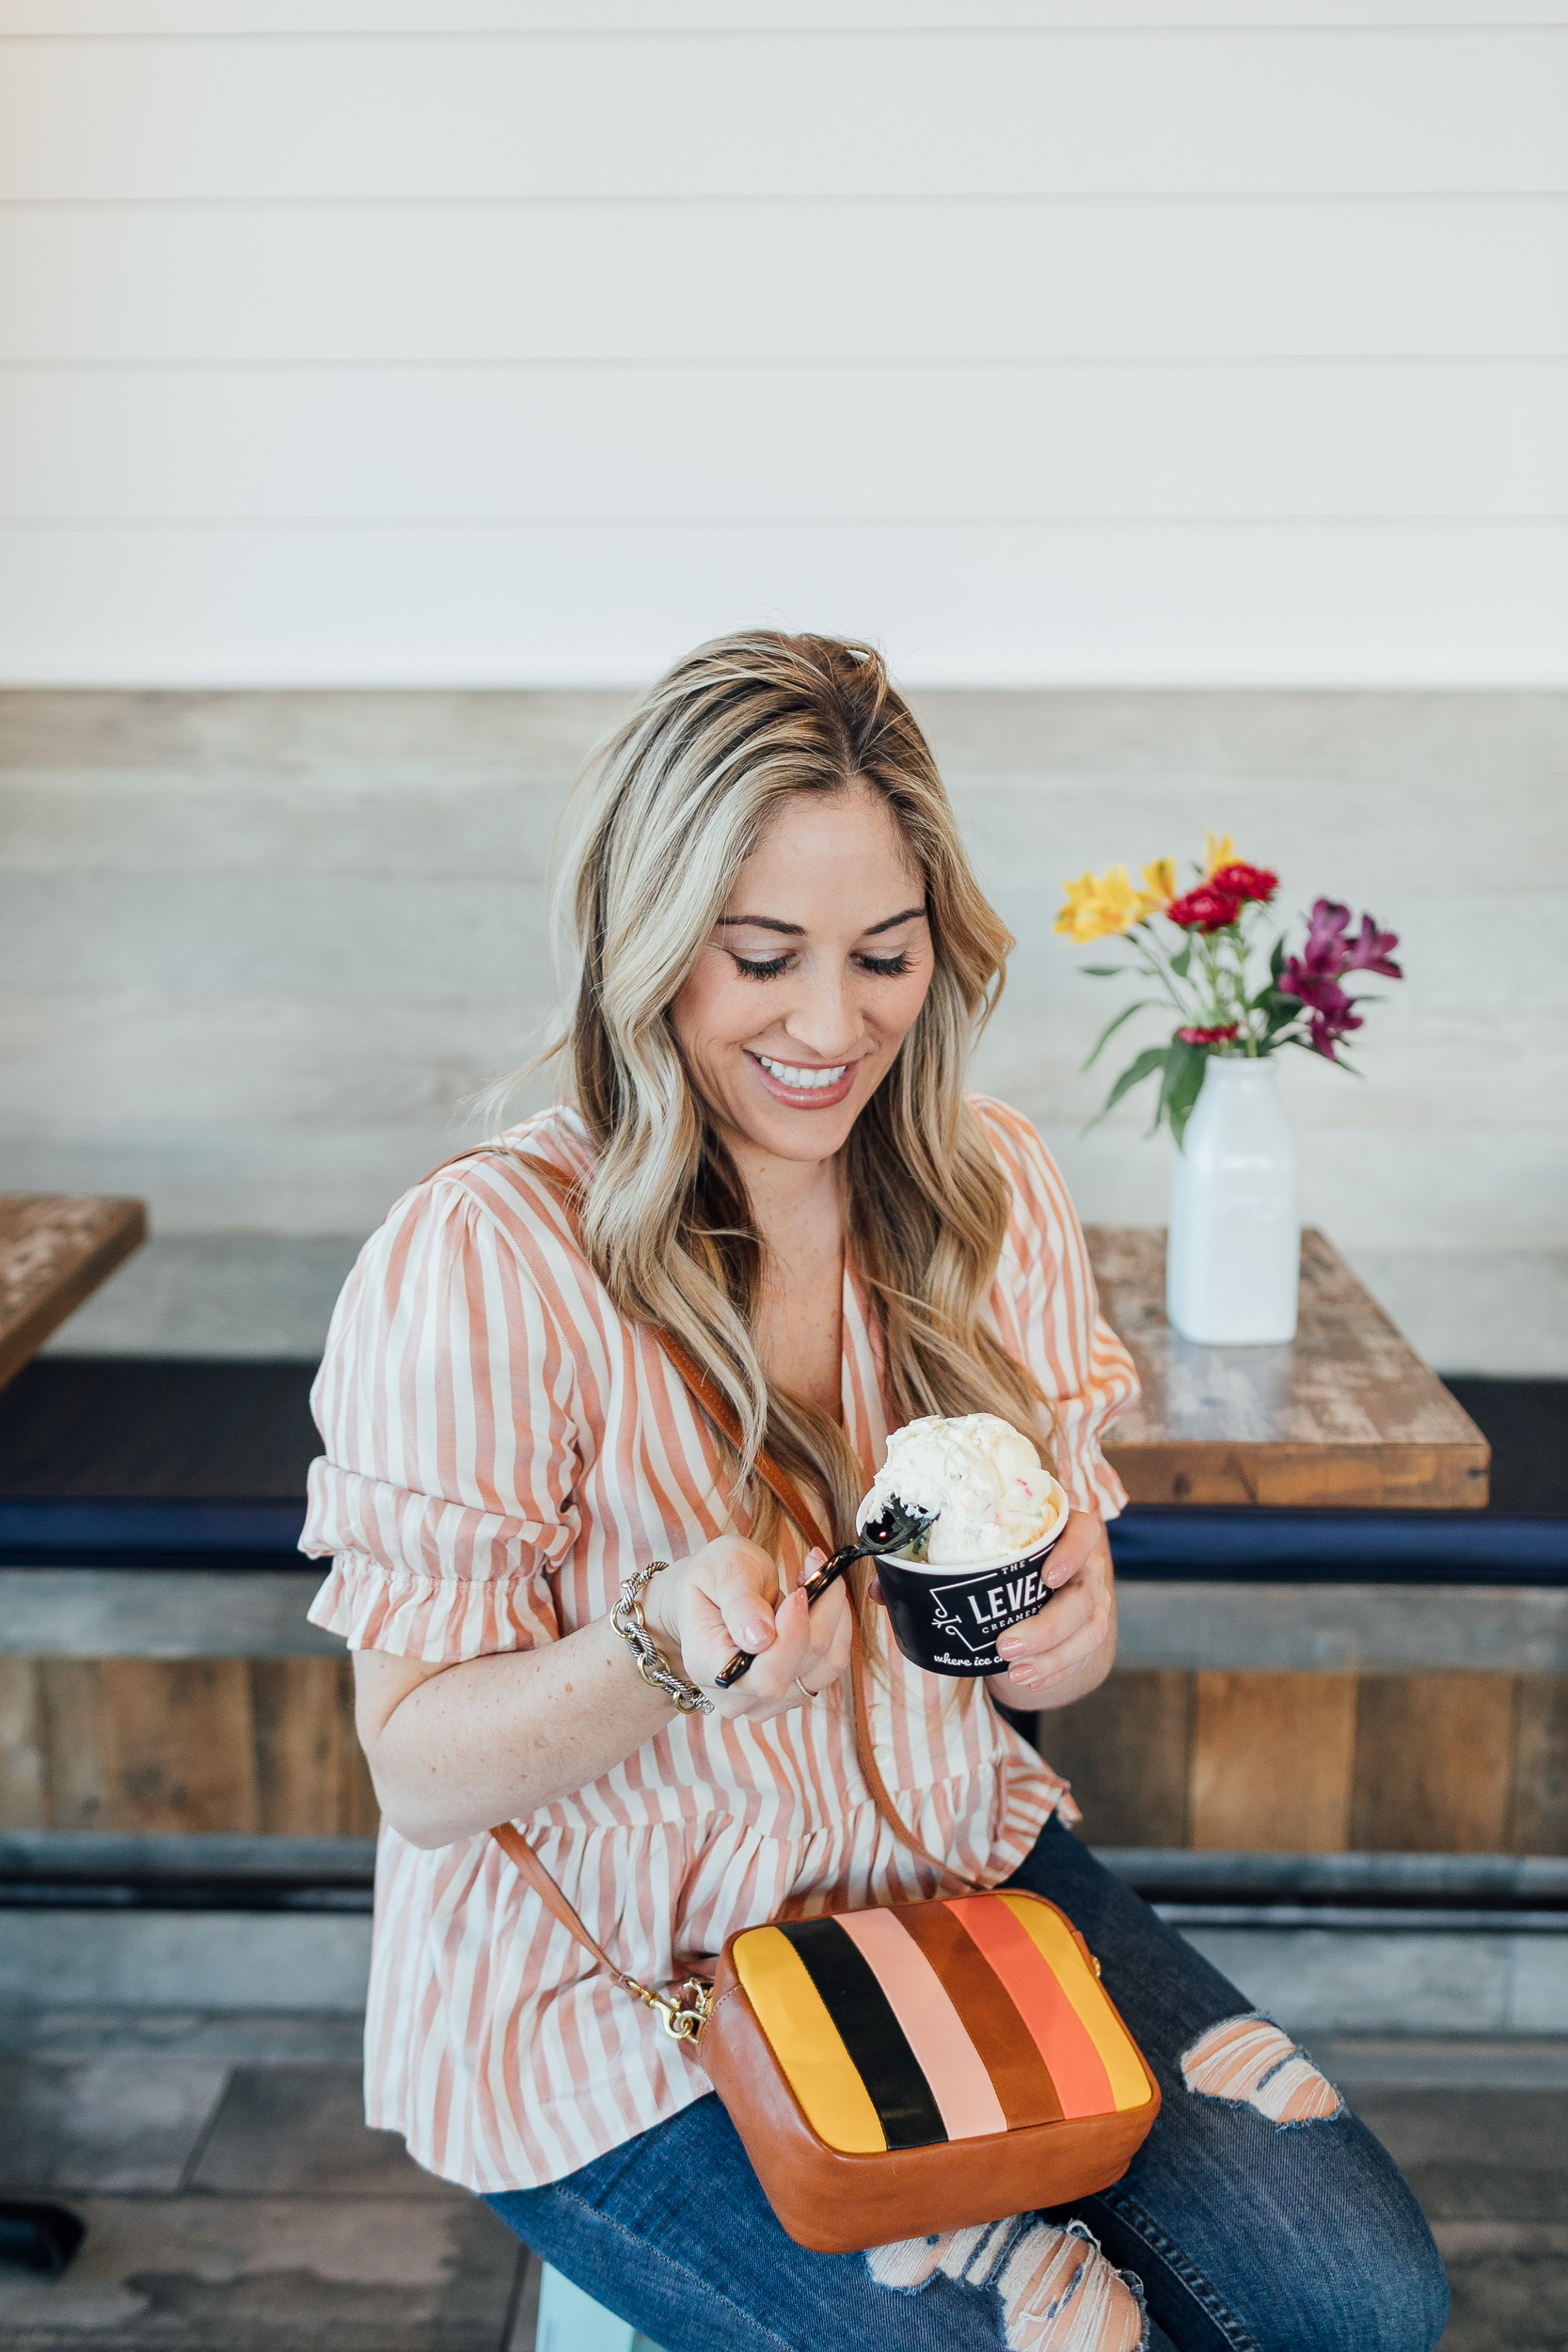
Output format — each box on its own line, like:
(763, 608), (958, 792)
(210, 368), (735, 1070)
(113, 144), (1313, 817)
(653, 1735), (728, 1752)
(670, 784), (935, 1168)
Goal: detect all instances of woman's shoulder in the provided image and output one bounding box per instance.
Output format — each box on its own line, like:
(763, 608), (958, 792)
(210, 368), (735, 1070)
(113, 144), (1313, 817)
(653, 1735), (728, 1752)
(375, 1105), (597, 1272)
(963, 1093), (1075, 1239)
(964, 1090), (1052, 1179)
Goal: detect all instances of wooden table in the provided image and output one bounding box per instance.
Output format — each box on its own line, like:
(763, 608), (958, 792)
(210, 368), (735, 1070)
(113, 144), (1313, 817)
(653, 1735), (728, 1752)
(1085, 1227), (1490, 1510)
(0, 1194), (146, 1391)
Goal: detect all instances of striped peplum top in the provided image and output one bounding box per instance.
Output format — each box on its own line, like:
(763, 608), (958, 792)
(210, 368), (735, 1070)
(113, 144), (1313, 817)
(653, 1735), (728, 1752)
(302, 1094), (1138, 2192)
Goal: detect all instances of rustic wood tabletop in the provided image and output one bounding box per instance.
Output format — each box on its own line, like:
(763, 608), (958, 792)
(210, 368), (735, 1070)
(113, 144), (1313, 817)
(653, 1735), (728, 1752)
(1085, 1226), (1490, 1510)
(0, 1193), (146, 1391)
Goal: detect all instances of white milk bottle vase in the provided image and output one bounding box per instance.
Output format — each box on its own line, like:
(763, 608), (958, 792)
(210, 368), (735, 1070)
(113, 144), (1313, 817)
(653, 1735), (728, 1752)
(1165, 1055), (1301, 1344)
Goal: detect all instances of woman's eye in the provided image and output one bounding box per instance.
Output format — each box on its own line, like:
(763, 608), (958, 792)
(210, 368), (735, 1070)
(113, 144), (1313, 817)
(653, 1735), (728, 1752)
(732, 953), (791, 979)
(858, 952), (915, 977)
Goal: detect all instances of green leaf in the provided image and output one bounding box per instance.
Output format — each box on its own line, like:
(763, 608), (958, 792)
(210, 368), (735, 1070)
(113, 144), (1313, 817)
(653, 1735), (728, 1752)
(1082, 997), (1158, 1071)
(1083, 1043), (1169, 1132)
(1160, 1040), (1211, 1150)
(1269, 935), (1287, 983)
(1259, 991), (1303, 1035)
(1167, 941), (1193, 979)
(1080, 963), (1128, 977)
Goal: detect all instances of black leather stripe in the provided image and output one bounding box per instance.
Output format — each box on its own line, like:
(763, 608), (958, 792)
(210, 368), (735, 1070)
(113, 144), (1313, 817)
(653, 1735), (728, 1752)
(778, 1917), (948, 2152)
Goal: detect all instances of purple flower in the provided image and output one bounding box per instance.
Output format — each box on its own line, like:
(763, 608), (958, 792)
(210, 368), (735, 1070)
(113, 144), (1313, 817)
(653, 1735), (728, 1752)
(1297, 898), (1354, 976)
(1278, 961), (1365, 1062)
(1279, 898), (1403, 1057)
(1307, 997), (1365, 1060)
(1345, 914), (1402, 978)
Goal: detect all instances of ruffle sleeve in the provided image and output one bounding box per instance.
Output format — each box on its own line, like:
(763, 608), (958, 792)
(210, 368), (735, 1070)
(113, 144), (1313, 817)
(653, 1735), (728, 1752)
(969, 1094), (1140, 1520)
(302, 1170), (581, 1661)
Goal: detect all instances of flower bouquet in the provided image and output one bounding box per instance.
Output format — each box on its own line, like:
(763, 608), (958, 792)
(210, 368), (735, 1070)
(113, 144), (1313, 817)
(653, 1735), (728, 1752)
(1055, 834), (1403, 1149)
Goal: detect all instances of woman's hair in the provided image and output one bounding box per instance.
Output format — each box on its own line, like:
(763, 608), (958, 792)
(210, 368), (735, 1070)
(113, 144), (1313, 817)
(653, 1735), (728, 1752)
(557, 629), (1050, 1549)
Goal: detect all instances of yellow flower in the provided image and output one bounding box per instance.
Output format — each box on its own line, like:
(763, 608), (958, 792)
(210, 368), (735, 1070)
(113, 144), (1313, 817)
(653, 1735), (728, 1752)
(1203, 831), (1238, 877)
(1055, 864), (1148, 942)
(1139, 858), (1177, 910)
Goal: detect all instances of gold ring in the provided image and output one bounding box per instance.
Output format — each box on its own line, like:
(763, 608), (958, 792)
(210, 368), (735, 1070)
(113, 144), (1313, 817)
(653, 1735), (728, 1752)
(793, 1676), (820, 1702)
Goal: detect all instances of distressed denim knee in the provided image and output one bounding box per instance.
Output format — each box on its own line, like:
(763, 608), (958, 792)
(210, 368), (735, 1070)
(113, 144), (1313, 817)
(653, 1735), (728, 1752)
(868, 2216), (1148, 2352)
(1164, 2016), (1448, 2352)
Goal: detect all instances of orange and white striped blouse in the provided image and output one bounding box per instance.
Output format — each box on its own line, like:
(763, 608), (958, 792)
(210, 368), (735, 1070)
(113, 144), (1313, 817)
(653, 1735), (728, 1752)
(302, 1094), (1137, 2193)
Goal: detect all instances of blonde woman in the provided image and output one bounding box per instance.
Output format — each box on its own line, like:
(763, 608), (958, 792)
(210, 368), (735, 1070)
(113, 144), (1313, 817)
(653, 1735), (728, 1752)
(303, 636), (1445, 2352)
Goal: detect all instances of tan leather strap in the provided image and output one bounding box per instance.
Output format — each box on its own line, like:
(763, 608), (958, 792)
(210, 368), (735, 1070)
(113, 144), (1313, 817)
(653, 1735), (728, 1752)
(420, 1142), (973, 1965)
(487, 1820), (641, 1994)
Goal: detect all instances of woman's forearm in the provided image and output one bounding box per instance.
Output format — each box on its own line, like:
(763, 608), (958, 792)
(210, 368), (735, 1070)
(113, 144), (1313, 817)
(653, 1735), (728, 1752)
(355, 1531), (856, 1848)
(355, 1618), (675, 1848)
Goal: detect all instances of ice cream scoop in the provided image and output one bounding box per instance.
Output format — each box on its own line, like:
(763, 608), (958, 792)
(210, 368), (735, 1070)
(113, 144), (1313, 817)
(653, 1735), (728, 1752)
(857, 1413), (1066, 1568)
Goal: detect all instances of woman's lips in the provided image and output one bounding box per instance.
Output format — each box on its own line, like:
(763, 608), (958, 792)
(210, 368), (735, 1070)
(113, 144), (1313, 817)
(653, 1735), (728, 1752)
(745, 1050), (861, 1110)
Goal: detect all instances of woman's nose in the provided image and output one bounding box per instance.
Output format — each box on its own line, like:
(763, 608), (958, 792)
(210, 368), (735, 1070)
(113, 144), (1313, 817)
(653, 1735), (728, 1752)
(783, 968), (862, 1059)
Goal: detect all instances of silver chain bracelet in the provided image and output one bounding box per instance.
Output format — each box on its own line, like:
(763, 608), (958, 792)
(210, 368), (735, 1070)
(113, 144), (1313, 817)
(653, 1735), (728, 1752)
(610, 1562), (714, 1716)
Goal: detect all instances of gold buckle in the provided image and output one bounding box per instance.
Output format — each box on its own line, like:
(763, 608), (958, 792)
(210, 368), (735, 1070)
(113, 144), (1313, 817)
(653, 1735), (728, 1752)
(641, 1977), (713, 2042)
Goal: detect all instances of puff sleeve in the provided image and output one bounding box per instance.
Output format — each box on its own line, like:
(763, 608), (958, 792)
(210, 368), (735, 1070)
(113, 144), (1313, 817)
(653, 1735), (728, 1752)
(302, 1172), (581, 1661)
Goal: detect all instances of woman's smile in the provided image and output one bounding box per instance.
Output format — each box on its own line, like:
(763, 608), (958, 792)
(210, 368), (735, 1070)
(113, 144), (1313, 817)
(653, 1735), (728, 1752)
(746, 1049), (860, 1109)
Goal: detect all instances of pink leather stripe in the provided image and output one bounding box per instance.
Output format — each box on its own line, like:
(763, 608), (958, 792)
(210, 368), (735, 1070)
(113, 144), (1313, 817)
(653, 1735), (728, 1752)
(836, 1910), (1008, 2141)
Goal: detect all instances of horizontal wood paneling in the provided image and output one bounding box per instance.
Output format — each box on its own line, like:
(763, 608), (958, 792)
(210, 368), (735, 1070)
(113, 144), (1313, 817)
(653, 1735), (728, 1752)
(5, 520), (1562, 686)
(1351, 1672), (1517, 1851)
(8, 7), (1568, 31)
(2, 34), (1563, 202)
(1190, 1669), (1359, 1851)
(6, 200), (1564, 365)
(1046, 1668), (1568, 1854)
(6, 1655), (376, 1835)
(5, 1653), (1565, 1849)
(7, 363), (1561, 520)
(1036, 1667), (1192, 1847)
(1512, 1677), (1568, 1851)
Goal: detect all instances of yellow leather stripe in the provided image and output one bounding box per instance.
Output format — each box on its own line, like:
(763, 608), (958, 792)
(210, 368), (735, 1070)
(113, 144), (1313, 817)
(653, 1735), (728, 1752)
(995, 1894), (1150, 2113)
(732, 1926), (887, 2153)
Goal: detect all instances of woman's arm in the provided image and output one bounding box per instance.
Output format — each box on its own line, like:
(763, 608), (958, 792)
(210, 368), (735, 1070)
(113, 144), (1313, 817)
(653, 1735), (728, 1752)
(354, 1534), (852, 1848)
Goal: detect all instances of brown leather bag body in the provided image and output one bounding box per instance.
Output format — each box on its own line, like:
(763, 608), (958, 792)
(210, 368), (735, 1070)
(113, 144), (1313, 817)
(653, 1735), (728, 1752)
(454, 1149), (1160, 2254)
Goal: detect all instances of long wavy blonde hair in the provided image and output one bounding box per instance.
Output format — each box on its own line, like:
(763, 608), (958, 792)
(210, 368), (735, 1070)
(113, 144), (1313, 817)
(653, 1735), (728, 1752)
(557, 629), (1051, 1549)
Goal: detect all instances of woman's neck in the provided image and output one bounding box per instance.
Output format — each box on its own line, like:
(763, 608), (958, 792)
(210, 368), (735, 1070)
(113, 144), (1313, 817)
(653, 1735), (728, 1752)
(725, 1136), (846, 1420)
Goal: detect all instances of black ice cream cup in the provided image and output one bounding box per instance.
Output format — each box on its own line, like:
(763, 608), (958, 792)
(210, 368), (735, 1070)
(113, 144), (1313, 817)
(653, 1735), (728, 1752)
(874, 1527), (1065, 1678)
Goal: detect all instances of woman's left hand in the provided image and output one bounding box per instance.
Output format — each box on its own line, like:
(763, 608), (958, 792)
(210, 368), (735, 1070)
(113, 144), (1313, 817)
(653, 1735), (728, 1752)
(990, 1510), (1117, 1711)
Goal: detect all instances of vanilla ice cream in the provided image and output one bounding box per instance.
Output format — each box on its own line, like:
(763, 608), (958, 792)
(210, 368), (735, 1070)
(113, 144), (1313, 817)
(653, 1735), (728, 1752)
(857, 1413), (1068, 1568)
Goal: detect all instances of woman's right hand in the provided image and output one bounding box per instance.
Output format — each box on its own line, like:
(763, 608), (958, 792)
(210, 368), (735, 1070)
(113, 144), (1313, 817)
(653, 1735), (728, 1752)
(644, 1536), (852, 1722)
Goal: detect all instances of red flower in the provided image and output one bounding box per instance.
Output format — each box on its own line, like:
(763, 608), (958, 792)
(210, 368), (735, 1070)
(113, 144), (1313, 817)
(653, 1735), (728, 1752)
(1177, 1024), (1240, 1046)
(1208, 861), (1278, 905)
(1165, 882), (1243, 932)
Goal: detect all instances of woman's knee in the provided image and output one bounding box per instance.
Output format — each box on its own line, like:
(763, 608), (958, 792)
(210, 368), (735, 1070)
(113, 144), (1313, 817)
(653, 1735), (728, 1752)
(1105, 2014), (1450, 2352)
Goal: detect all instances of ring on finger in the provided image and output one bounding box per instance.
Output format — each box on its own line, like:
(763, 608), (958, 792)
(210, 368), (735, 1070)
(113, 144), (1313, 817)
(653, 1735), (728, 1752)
(793, 1676), (821, 1703)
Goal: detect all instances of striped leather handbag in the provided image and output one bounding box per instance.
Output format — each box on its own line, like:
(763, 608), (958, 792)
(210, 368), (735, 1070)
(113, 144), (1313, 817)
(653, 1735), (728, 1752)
(486, 1150), (1160, 2253)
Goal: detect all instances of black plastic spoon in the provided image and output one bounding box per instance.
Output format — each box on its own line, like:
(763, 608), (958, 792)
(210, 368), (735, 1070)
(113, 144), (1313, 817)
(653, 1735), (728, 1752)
(714, 1497), (938, 1689)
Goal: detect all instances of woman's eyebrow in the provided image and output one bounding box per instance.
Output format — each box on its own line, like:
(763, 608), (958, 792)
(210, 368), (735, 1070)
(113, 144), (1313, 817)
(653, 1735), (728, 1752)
(714, 904), (927, 938)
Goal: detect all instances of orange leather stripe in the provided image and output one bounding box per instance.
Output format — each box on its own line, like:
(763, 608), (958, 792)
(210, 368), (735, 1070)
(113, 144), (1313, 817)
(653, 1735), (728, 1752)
(944, 1895), (1116, 2120)
(835, 1910), (1008, 2142)
(896, 1900), (1064, 2128)
(995, 1895), (1150, 2114)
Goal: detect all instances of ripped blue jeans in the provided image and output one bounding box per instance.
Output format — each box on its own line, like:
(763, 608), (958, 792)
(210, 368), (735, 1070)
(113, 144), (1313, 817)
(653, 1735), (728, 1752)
(487, 1817), (1449, 2352)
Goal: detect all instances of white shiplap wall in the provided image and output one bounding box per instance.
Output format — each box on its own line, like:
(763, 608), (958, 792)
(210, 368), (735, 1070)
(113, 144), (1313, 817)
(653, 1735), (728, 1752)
(1, 4), (1565, 684)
